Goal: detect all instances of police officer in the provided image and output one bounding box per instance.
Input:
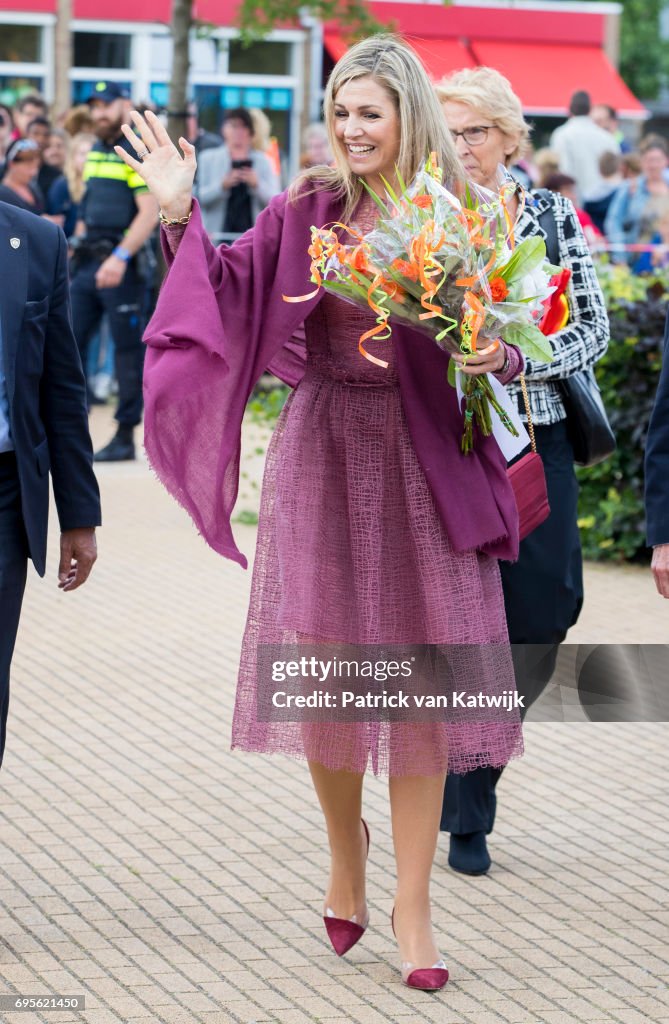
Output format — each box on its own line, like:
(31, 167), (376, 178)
(71, 83), (158, 461)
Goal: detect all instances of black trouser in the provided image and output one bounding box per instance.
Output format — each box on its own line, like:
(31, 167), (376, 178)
(441, 419), (584, 834)
(0, 452), (29, 769)
(70, 256), (145, 428)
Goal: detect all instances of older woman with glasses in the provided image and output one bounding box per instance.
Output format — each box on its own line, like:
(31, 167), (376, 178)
(435, 67), (609, 876)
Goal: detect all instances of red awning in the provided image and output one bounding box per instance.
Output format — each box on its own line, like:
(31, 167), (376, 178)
(471, 41), (646, 119)
(323, 31), (349, 64)
(404, 37), (475, 79)
(324, 32), (474, 79)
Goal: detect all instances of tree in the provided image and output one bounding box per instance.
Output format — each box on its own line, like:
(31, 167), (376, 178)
(237, 0), (385, 41)
(167, 0), (192, 144)
(167, 0), (385, 144)
(596, 0), (669, 100)
(53, 0), (72, 118)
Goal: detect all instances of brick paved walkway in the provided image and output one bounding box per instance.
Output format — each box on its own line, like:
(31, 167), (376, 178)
(1, 407), (667, 1024)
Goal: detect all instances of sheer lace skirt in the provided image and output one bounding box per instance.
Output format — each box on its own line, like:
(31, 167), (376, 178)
(231, 370), (523, 776)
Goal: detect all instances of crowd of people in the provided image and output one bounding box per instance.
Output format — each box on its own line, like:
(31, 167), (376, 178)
(1, 79), (667, 269)
(0, 89), (336, 463)
(511, 91), (669, 270)
(0, 82), (665, 448)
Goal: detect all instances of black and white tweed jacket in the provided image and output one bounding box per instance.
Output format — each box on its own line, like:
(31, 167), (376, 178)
(507, 189), (609, 426)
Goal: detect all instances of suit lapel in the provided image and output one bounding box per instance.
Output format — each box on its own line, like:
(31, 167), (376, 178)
(0, 204), (29, 405)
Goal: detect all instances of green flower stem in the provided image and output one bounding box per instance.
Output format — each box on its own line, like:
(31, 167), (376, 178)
(460, 372), (520, 454)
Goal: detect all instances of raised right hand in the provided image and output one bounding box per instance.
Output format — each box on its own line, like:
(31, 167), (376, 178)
(115, 110), (196, 218)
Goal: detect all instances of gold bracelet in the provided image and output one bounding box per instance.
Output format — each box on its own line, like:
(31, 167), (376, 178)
(159, 208), (193, 226)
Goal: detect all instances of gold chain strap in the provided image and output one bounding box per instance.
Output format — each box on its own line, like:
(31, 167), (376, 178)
(519, 373), (536, 454)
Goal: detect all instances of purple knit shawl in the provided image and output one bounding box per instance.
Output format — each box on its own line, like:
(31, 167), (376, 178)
(142, 192), (520, 569)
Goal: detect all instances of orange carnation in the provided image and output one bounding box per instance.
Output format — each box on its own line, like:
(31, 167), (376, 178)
(391, 258), (419, 282)
(489, 276), (509, 302)
(344, 246), (370, 273)
(413, 194), (433, 209)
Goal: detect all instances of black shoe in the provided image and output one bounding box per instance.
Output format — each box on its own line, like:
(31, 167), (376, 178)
(448, 831), (491, 875)
(94, 433), (135, 462)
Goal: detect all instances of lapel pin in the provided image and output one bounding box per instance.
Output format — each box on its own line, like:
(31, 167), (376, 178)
(10, 237), (20, 249)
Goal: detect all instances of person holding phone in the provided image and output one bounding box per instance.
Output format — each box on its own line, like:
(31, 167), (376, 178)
(195, 107), (280, 238)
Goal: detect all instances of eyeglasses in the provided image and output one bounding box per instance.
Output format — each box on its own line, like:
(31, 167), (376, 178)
(449, 126), (497, 146)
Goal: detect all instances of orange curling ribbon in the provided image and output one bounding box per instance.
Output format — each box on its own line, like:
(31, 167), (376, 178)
(499, 188), (515, 250)
(463, 207), (485, 243)
(410, 224), (447, 320)
(283, 221), (364, 304)
(499, 181), (526, 251)
(357, 271), (391, 368)
(455, 249), (496, 289)
(283, 287), (321, 303)
(462, 290), (486, 352)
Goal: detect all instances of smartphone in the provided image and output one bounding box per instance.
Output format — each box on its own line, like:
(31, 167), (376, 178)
(231, 159), (253, 169)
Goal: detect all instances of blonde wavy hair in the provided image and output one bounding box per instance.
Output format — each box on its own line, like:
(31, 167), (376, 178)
(249, 107), (272, 152)
(65, 131), (95, 204)
(291, 34), (462, 219)
(435, 67), (530, 166)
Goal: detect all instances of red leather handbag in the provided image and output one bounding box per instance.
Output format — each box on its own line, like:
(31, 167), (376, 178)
(507, 374), (550, 541)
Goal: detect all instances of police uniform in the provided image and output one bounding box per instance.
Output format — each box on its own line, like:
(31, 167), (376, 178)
(70, 125), (150, 453)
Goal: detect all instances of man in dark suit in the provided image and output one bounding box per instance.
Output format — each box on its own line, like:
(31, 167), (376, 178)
(0, 200), (101, 767)
(646, 311), (669, 598)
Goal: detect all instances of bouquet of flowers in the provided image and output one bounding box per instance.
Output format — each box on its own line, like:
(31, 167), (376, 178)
(287, 156), (558, 453)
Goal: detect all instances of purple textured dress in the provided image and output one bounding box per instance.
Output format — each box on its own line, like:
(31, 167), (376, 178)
(229, 200), (523, 777)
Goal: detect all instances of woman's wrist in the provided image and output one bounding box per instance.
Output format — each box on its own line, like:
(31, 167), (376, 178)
(493, 343), (516, 381)
(159, 197), (193, 221)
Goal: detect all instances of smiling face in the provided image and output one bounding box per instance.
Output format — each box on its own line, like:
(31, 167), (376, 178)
(442, 100), (518, 192)
(332, 75), (401, 194)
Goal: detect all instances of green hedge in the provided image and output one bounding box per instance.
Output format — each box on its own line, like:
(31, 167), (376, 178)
(576, 263), (668, 562)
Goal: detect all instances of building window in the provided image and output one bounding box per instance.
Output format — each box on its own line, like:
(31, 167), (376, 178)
(0, 25), (41, 63)
(150, 83), (170, 109)
(191, 37), (221, 75)
(74, 33), (131, 70)
(150, 36), (173, 76)
(193, 84), (291, 161)
(0, 74), (43, 106)
(228, 41), (291, 76)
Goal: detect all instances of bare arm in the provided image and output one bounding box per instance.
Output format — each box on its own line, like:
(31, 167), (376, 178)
(94, 191), (159, 289)
(118, 190), (159, 253)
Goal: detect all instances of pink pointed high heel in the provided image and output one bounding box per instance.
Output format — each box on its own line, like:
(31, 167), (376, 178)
(391, 907), (449, 991)
(323, 818), (370, 956)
